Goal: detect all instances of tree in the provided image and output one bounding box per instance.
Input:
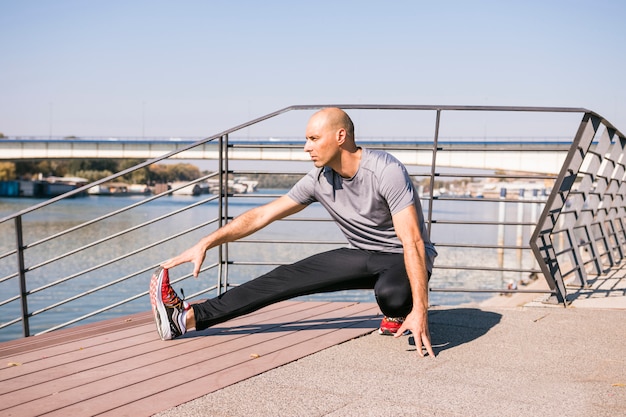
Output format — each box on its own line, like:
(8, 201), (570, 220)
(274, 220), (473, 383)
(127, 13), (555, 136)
(0, 162), (16, 181)
(167, 163), (200, 181)
(67, 159), (118, 173)
(119, 159), (150, 184)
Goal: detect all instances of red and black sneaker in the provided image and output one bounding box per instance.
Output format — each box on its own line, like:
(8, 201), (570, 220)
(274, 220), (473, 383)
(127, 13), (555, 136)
(378, 316), (405, 336)
(149, 267), (190, 340)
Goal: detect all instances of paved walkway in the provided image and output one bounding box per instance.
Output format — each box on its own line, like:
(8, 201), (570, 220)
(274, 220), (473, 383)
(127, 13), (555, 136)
(154, 272), (626, 417)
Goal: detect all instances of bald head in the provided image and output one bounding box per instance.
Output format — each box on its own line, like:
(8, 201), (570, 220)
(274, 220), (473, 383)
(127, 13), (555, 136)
(309, 108), (355, 143)
(304, 107), (361, 172)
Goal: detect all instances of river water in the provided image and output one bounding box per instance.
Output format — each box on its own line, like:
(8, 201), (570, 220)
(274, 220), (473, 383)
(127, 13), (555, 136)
(0, 190), (541, 342)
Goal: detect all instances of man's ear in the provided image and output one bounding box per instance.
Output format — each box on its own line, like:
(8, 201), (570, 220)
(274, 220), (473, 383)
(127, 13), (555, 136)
(336, 128), (347, 145)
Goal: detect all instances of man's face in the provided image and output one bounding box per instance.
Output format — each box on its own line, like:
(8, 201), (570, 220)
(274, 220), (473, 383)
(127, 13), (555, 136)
(304, 114), (342, 168)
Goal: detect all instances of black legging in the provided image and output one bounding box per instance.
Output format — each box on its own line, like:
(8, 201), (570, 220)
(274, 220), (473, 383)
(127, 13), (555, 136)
(191, 247), (416, 330)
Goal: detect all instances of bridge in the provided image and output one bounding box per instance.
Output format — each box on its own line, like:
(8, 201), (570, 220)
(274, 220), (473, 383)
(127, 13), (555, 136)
(1, 136), (572, 174)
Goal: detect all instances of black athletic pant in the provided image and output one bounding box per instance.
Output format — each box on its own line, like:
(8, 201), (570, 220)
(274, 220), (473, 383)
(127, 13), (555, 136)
(192, 247), (416, 331)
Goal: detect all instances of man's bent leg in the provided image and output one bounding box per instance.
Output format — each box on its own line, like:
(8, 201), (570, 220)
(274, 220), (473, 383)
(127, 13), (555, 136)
(370, 252), (413, 317)
(191, 248), (373, 330)
(369, 252), (432, 335)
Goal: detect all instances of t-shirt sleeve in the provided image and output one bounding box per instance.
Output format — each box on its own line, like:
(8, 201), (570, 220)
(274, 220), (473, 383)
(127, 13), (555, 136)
(286, 169), (318, 206)
(378, 160), (415, 215)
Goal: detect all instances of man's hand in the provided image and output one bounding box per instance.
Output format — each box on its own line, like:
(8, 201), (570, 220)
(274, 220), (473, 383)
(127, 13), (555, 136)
(161, 241), (208, 278)
(394, 308), (435, 358)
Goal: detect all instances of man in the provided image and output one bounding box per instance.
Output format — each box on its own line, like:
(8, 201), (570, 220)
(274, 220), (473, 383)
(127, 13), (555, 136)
(150, 107), (438, 357)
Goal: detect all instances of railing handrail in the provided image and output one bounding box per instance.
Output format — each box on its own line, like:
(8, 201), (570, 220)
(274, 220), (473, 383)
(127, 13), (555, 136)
(3, 104), (625, 340)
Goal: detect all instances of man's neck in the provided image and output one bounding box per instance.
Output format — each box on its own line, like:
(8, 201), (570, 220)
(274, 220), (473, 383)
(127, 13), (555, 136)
(332, 147), (362, 178)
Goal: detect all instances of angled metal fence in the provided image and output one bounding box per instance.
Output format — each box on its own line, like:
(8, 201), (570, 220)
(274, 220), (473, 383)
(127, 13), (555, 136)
(530, 112), (626, 304)
(0, 105), (622, 340)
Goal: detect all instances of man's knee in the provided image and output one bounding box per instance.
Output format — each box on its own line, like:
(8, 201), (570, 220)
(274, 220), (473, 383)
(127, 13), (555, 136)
(375, 284), (412, 317)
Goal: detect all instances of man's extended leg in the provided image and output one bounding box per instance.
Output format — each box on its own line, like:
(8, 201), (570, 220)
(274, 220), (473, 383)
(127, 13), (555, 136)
(151, 248), (418, 339)
(191, 248), (375, 330)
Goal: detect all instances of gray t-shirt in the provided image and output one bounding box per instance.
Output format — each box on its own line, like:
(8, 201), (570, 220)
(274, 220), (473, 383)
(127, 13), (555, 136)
(287, 148), (437, 272)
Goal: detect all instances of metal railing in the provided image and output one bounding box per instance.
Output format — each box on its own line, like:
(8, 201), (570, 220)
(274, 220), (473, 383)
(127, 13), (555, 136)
(1, 105), (622, 340)
(530, 111), (626, 303)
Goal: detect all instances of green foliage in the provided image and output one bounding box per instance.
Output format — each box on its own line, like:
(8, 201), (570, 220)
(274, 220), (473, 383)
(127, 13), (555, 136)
(148, 163), (200, 183)
(14, 160), (68, 179)
(74, 170), (114, 182)
(67, 159), (118, 173)
(0, 162), (16, 181)
(13, 159), (202, 185)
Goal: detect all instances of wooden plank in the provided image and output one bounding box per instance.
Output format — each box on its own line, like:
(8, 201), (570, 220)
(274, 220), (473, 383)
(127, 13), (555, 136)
(0, 299), (294, 360)
(0, 310), (153, 358)
(0, 301), (314, 385)
(49, 303), (380, 417)
(0, 303), (326, 394)
(18, 303), (368, 415)
(0, 302), (340, 407)
(1, 302), (380, 417)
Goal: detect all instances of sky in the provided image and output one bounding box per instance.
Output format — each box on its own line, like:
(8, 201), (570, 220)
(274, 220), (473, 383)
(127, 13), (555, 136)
(1, 0), (625, 141)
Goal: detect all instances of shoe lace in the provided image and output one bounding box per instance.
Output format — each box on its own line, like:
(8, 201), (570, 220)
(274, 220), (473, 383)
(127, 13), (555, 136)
(162, 282), (185, 308)
(384, 317), (404, 324)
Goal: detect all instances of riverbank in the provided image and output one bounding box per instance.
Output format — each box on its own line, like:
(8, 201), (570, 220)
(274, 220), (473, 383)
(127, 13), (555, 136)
(0, 176), (259, 198)
(0, 177), (88, 198)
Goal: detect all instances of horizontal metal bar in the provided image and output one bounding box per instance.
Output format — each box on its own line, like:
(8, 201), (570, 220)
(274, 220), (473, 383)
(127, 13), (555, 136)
(0, 271), (19, 284)
(0, 248), (17, 262)
(432, 197), (548, 204)
(430, 287), (555, 294)
(0, 316), (21, 331)
(227, 260), (540, 275)
(433, 243), (532, 250)
(22, 172), (220, 251)
(27, 216), (220, 296)
(24, 195), (221, 274)
(434, 265), (541, 274)
(431, 220), (538, 226)
(433, 173), (557, 180)
(32, 262), (221, 328)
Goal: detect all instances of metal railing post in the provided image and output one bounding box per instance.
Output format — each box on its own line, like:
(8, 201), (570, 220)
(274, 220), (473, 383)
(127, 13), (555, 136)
(427, 109), (441, 237)
(216, 134), (225, 295)
(15, 215), (30, 337)
(222, 133), (230, 294)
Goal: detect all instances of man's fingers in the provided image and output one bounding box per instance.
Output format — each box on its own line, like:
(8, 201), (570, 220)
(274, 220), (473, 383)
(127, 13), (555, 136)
(160, 258), (174, 269)
(393, 325), (436, 358)
(420, 334), (436, 358)
(393, 323), (407, 339)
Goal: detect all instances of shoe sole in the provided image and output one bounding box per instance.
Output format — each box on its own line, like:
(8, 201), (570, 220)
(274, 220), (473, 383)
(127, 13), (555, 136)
(149, 267), (172, 340)
(378, 328), (410, 336)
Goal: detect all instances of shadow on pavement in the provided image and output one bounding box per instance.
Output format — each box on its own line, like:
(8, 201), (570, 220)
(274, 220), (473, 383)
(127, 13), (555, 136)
(408, 308), (502, 355)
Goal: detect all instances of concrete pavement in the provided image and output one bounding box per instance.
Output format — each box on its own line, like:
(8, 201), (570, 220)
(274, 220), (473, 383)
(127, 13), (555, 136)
(154, 273), (626, 417)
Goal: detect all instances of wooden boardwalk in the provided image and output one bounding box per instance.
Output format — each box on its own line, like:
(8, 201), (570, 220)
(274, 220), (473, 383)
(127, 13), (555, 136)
(0, 301), (381, 417)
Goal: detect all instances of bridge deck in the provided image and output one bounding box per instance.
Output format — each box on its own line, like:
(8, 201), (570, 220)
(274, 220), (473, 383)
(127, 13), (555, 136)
(0, 138), (571, 174)
(0, 301), (381, 417)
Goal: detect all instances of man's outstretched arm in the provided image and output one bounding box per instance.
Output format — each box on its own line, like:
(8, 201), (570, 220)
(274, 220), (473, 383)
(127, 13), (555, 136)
(391, 204), (435, 358)
(161, 195), (306, 276)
